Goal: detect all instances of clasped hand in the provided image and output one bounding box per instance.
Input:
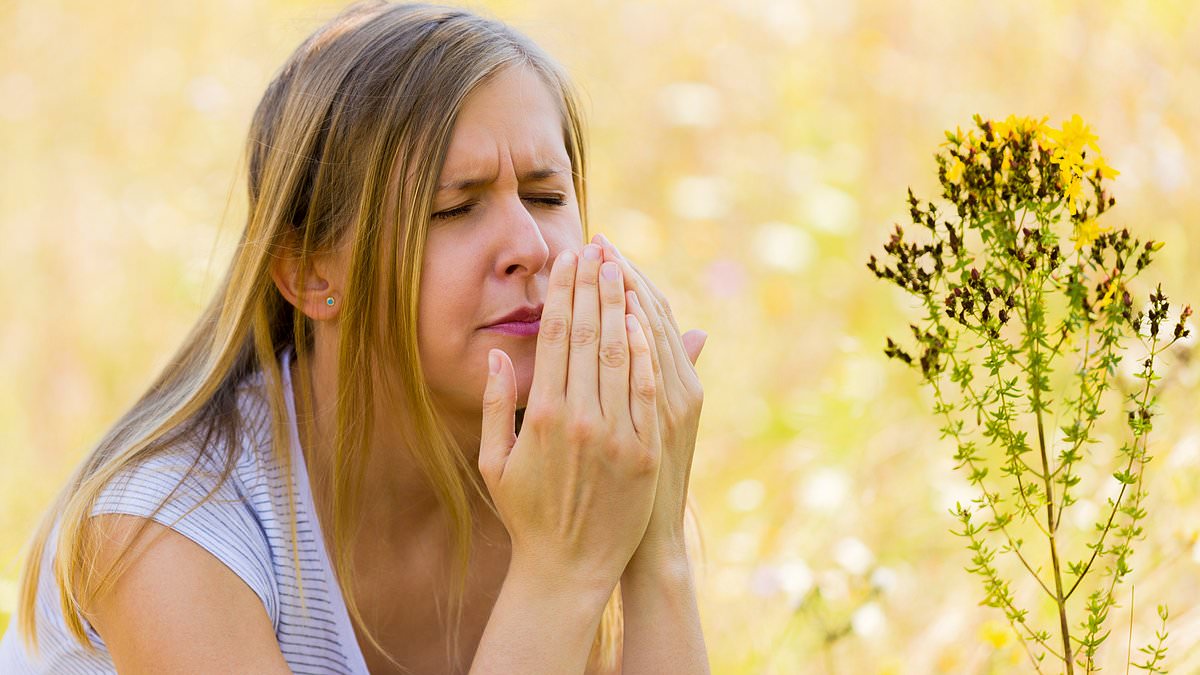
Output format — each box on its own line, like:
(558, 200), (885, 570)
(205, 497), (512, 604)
(478, 234), (706, 591)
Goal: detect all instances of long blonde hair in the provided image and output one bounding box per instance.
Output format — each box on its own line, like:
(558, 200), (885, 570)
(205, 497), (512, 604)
(14, 1), (621, 671)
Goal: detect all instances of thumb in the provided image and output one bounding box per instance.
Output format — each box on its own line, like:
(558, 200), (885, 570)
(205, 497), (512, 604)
(479, 349), (517, 489)
(682, 329), (708, 366)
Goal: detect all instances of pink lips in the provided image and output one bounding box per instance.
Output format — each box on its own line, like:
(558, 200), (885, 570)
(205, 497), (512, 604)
(484, 320), (541, 336)
(483, 303), (543, 336)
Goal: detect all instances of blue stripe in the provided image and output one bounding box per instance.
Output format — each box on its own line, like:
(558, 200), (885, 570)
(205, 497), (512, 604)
(0, 347), (371, 673)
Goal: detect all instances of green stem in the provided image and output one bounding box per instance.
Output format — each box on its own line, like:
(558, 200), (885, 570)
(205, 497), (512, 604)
(1023, 280), (1075, 673)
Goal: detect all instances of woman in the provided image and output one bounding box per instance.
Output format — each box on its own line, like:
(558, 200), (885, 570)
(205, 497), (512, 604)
(0, 1), (709, 673)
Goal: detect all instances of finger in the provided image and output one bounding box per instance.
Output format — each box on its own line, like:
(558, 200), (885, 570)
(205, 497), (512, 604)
(530, 249), (576, 405)
(598, 261), (630, 420)
(617, 258), (681, 408)
(682, 329), (708, 366)
(625, 290), (662, 391)
(567, 243), (604, 406)
(594, 234), (681, 334)
(619, 257), (700, 390)
(594, 234), (694, 402)
(626, 313), (659, 443)
(479, 349), (517, 491)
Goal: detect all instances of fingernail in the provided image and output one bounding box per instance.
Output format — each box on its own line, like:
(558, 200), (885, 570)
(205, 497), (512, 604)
(599, 233), (622, 257)
(488, 351), (500, 375)
(558, 249), (577, 267)
(601, 262), (619, 280)
(583, 244), (601, 261)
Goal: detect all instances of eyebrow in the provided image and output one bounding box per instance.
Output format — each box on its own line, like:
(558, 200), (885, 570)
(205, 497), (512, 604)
(436, 167), (566, 193)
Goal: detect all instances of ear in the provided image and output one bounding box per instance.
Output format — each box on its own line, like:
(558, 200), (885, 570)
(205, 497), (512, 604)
(269, 245), (343, 322)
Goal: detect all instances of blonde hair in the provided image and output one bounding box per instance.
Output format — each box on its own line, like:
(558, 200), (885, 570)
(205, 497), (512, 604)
(14, 1), (622, 671)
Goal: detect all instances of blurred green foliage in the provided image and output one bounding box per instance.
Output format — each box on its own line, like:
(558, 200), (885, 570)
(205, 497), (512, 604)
(2, 0), (1198, 671)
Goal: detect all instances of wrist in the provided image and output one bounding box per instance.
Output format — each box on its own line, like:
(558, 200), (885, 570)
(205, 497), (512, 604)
(623, 543), (692, 585)
(507, 552), (619, 610)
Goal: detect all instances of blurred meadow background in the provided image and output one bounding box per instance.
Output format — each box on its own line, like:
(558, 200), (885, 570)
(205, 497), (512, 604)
(3, 0), (1200, 672)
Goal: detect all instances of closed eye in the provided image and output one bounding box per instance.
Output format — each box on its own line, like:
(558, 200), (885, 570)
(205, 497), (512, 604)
(432, 196), (568, 221)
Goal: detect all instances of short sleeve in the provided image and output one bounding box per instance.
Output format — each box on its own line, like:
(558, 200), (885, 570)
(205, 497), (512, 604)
(89, 447), (279, 628)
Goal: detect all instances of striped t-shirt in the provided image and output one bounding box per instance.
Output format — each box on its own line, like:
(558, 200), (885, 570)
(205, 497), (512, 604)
(0, 347), (372, 673)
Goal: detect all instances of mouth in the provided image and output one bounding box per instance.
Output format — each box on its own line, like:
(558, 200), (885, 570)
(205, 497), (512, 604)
(483, 319), (541, 336)
(482, 304), (543, 337)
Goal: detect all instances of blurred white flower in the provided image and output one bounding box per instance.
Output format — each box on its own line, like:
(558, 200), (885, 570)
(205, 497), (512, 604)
(727, 478), (766, 512)
(752, 221), (813, 273)
(801, 183), (858, 235)
(657, 82), (722, 128)
(759, 0), (811, 45)
(833, 537), (874, 575)
(1068, 498), (1100, 531)
(851, 601), (887, 637)
(937, 477), (977, 516)
(778, 559), (814, 606)
(749, 564), (782, 598)
(797, 467), (850, 512)
(1168, 431), (1200, 469)
(869, 566), (898, 593)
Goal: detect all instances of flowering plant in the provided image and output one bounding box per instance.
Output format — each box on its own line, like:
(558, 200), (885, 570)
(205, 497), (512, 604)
(868, 114), (1190, 673)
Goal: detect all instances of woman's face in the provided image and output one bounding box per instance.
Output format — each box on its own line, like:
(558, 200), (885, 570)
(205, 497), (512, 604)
(417, 65), (582, 423)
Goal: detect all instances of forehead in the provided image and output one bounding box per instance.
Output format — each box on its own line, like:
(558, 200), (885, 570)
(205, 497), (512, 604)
(438, 66), (570, 178)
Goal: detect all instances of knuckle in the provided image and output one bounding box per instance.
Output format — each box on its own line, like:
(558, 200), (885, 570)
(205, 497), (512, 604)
(552, 265), (575, 287)
(575, 268), (598, 287)
(599, 339), (629, 369)
(566, 415), (599, 443)
(629, 332), (651, 355)
(631, 445), (660, 476)
(482, 389), (506, 412)
(570, 320), (599, 348)
(634, 374), (657, 401)
(601, 283), (625, 305)
(539, 315), (570, 343)
(649, 312), (667, 339)
(521, 405), (552, 431)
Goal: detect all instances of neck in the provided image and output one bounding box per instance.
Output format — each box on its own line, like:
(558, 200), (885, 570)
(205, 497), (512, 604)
(288, 345), (495, 542)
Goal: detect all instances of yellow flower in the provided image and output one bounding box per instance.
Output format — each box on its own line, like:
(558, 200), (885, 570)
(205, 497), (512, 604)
(1023, 115), (1051, 137)
(947, 157), (966, 184)
(1087, 154), (1120, 179)
(1095, 280), (1119, 310)
(1048, 115), (1101, 184)
(1051, 114), (1100, 154)
(980, 619), (1011, 648)
(1073, 218), (1111, 251)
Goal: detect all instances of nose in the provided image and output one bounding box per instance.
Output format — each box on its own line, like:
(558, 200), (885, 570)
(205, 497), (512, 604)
(493, 195), (551, 277)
